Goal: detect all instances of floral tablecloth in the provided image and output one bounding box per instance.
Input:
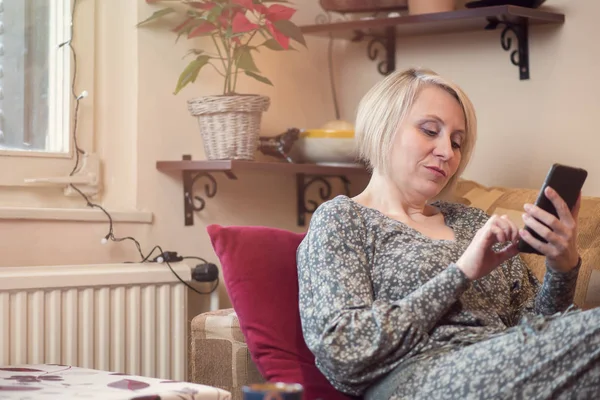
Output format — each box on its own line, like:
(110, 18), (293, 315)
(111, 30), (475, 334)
(0, 364), (231, 400)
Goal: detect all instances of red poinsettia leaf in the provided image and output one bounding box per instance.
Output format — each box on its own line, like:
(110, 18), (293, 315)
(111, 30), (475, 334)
(266, 21), (289, 49)
(188, 21), (217, 38)
(216, 7), (240, 27)
(232, 0), (255, 10)
(231, 12), (259, 33)
(253, 4), (268, 14)
(265, 4), (296, 22)
(108, 379), (151, 391)
(222, 8), (232, 17)
(0, 368), (44, 372)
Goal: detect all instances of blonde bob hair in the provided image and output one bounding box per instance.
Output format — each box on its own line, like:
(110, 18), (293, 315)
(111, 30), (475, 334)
(355, 68), (477, 200)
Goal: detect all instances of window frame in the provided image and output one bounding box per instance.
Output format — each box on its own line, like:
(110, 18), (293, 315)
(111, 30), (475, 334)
(0, 0), (95, 190)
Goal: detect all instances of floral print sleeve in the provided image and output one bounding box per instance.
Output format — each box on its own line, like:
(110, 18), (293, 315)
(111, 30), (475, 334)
(296, 198), (472, 395)
(507, 255), (581, 323)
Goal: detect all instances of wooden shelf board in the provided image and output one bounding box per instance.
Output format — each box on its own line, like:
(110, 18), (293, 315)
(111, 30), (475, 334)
(300, 5), (565, 39)
(156, 160), (370, 176)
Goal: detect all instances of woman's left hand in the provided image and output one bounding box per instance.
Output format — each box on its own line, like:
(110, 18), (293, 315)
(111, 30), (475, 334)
(520, 186), (581, 273)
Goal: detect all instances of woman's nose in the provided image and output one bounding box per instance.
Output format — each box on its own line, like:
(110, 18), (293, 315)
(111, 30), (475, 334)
(434, 138), (453, 160)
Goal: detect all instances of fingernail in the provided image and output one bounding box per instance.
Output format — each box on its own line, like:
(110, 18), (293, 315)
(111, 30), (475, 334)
(522, 213), (529, 220)
(524, 204), (532, 211)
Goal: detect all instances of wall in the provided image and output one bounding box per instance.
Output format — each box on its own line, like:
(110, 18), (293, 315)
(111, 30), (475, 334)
(337, 0), (599, 194)
(0, 0), (596, 317)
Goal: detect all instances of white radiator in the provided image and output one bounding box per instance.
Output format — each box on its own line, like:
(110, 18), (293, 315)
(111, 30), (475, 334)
(0, 262), (192, 381)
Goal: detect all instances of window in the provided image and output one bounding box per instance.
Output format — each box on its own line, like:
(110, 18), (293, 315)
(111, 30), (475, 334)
(0, 0), (98, 211)
(0, 0), (145, 220)
(0, 0), (71, 154)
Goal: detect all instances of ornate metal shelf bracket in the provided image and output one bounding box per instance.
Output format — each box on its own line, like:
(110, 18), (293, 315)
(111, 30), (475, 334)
(296, 173), (351, 226)
(181, 155), (237, 226)
(351, 26), (397, 76)
(485, 17), (530, 80)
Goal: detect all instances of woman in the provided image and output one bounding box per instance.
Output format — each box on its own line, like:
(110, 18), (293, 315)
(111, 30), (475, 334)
(296, 68), (598, 399)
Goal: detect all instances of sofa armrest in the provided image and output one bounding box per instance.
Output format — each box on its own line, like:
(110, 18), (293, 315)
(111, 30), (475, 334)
(190, 308), (265, 400)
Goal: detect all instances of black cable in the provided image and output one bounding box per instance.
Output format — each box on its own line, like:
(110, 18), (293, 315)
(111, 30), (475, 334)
(59, 0), (84, 177)
(155, 245), (220, 296)
(61, 0), (218, 297)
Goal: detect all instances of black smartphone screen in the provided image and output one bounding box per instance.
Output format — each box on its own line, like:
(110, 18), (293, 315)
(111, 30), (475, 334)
(518, 163), (588, 255)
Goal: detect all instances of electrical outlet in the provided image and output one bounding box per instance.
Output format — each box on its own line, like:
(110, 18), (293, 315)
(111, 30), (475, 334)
(585, 270), (600, 306)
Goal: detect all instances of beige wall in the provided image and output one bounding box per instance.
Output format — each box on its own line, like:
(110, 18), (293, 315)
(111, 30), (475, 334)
(337, 0), (598, 194)
(0, 0), (597, 314)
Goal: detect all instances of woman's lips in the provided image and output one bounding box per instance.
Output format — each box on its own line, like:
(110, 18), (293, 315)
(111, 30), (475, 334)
(426, 166), (446, 177)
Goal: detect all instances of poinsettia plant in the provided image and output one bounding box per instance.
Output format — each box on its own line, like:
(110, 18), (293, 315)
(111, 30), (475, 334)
(138, 0), (306, 95)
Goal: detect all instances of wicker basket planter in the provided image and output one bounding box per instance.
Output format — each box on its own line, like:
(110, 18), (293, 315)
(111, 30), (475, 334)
(188, 95), (271, 160)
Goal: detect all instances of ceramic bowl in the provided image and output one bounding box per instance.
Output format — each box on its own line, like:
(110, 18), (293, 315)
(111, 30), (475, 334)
(292, 129), (358, 165)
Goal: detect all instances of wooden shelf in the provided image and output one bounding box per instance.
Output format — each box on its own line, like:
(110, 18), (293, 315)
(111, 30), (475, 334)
(301, 5), (563, 38)
(156, 156), (370, 227)
(156, 159), (368, 176)
(299, 5), (565, 79)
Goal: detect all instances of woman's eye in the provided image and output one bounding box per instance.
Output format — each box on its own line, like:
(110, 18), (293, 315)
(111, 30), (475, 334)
(422, 128), (437, 136)
(452, 142), (462, 149)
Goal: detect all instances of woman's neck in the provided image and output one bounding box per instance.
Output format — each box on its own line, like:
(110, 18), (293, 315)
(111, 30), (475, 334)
(353, 170), (435, 222)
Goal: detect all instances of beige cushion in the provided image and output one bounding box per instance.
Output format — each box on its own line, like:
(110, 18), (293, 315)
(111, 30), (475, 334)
(190, 308), (264, 400)
(454, 179), (600, 309)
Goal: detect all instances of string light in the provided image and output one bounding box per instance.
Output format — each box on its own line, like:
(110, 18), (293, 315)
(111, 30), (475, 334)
(62, 0), (218, 296)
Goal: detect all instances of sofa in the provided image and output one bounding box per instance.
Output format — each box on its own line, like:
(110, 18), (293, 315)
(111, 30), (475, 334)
(189, 178), (600, 400)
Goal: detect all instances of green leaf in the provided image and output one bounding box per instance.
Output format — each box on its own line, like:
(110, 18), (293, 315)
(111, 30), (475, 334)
(206, 5), (224, 24)
(235, 46), (260, 73)
(174, 55), (210, 94)
(137, 7), (176, 27)
(262, 38), (285, 51)
(245, 71), (273, 86)
(273, 19), (306, 47)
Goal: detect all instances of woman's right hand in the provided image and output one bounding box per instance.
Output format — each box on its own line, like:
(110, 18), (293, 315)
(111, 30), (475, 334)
(456, 214), (520, 280)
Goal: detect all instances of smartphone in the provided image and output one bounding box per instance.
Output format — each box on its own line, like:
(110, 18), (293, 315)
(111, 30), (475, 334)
(518, 163), (588, 255)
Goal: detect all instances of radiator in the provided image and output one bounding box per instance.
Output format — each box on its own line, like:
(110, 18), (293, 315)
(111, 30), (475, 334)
(0, 262), (192, 381)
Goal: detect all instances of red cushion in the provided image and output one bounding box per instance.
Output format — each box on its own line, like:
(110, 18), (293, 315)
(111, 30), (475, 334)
(206, 224), (354, 400)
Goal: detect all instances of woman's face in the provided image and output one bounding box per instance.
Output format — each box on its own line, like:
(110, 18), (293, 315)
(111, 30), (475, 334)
(388, 85), (466, 201)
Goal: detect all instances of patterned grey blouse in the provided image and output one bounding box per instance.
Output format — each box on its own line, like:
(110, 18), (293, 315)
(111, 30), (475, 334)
(296, 195), (580, 396)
